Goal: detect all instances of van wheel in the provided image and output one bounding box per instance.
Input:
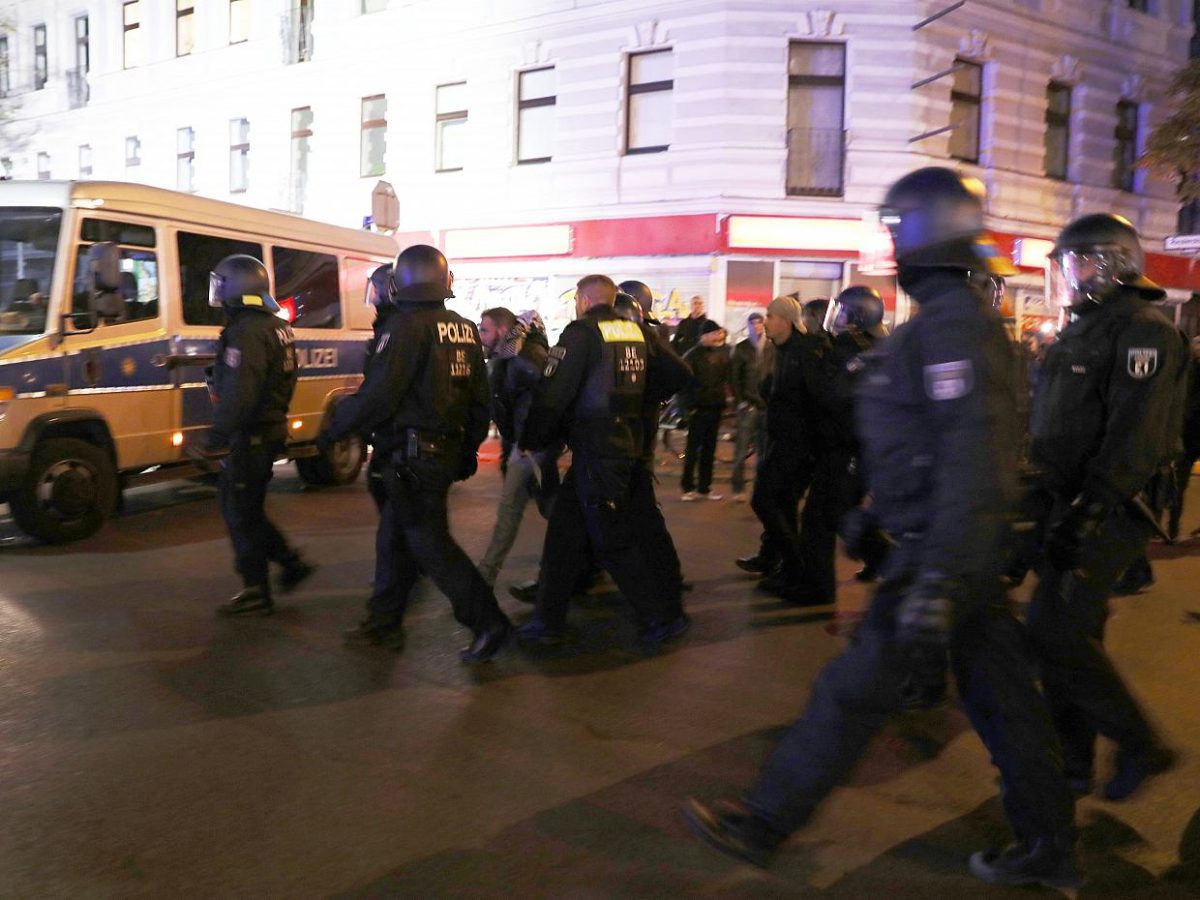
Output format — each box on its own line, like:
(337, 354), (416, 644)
(9, 438), (118, 543)
(295, 434), (365, 486)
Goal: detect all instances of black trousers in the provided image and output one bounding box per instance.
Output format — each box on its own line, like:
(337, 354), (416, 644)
(745, 572), (1074, 844)
(537, 459), (669, 631)
(374, 455), (508, 635)
(219, 435), (294, 589)
(1027, 502), (1161, 779)
(682, 407), (722, 494)
(631, 460), (685, 617)
(793, 449), (854, 603)
(365, 450), (409, 622)
(750, 437), (814, 580)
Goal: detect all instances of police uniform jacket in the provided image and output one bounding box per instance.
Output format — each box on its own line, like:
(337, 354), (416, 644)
(819, 330), (876, 451)
(856, 273), (1017, 579)
(326, 295), (490, 459)
(522, 305), (650, 460)
(489, 329), (549, 447)
(764, 329), (826, 449)
(208, 306), (297, 449)
(1030, 288), (1188, 505)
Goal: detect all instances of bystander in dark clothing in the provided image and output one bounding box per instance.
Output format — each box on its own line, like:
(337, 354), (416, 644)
(730, 312), (768, 500)
(680, 320), (731, 499)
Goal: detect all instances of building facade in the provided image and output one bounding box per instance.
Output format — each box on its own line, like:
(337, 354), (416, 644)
(0, 0), (1195, 335)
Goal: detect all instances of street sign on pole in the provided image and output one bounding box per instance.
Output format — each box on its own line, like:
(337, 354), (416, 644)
(1164, 234), (1200, 253)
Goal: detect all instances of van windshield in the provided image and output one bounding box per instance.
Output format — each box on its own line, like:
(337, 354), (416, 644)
(0, 206), (62, 338)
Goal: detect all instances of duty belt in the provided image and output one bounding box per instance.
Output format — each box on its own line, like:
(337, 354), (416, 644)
(397, 427), (455, 460)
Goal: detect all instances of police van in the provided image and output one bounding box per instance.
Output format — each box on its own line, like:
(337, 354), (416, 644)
(0, 180), (396, 543)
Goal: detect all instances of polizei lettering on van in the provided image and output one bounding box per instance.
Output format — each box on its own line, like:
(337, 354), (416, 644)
(437, 322), (477, 344)
(297, 347), (338, 369)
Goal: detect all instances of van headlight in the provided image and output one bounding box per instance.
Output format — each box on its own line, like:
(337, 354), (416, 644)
(0, 386), (12, 423)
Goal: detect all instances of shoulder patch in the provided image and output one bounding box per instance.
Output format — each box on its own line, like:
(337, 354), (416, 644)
(1127, 347), (1158, 379)
(545, 346), (567, 377)
(598, 320), (645, 344)
(923, 359), (973, 401)
(224, 347), (242, 368)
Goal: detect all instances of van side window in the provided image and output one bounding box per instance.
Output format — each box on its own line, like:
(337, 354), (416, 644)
(272, 245), (340, 329)
(73, 218), (159, 326)
(178, 230), (264, 326)
(344, 257), (380, 331)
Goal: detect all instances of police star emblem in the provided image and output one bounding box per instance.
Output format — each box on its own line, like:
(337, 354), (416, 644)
(1127, 347), (1158, 379)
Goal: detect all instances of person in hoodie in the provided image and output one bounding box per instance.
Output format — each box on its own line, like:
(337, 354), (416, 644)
(680, 320), (732, 501)
(476, 307), (560, 587)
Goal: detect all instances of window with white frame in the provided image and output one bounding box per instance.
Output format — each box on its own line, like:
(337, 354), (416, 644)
(517, 67), (555, 164)
(435, 82), (467, 172)
(37, 152), (50, 180)
(948, 58), (983, 163)
(360, 96), (386, 177)
(177, 1), (195, 56)
(0, 36), (9, 98)
(125, 136), (141, 168)
(33, 24), (47, 90)
(1114, 99), (1140, 192)
(626, 49), (673, 154)
(177, 127), (195, 192)
(0, 158), (11, 180)
(79, 145), (92, 178)
(291, 107), (313, 212)
(123, 1), (142, 69)
(786, 41), (845, 196)
(1044, 82), (1071, 181)
(230, 0), (250, 44)
(229, 118), (250, 193)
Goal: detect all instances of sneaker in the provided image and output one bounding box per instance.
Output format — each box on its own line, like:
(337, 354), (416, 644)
(968, 836), (1081, 890)
(1103, 744), (1177, 801)
(278, 557), (316, 593)
(217, 586), (274, 617)
(731, 492), (747, 503)
(640, 614), (692, 645)
(343, 618), (406, 651)
(508, 579), (539, 604)
(705, 492), (724, 501)
(681, 491), (699, 502)
(682, 798), (784, 869)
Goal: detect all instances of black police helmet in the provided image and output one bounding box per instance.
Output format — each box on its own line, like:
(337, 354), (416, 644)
(617, 280), (654, 317)
(391, 244), (454, 302)
(365, 263), (394, 308)
(613, 291), (644, 324)
(880, 167), (1014, 275)
(826, 285), (885, 335)
(1052, 213), (1162, 297)
(208, 254), (280, 313)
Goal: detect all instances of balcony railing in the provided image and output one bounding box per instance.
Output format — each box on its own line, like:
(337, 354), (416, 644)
(66, 67), (88, 108)
(786, 127), (845, 197)
(281, 5), (314, 65)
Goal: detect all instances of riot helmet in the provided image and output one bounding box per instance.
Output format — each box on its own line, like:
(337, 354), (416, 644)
(879, 167), (1015, 276)
(391, 244), (454, 302)
(824, 285), (885, 337)
(1047, 213), (1164, 308)
(364, 263), (394, 307)
(208, 254), (280, 312)
(613, 291), (644, 323)
(617, 280), (655, 318)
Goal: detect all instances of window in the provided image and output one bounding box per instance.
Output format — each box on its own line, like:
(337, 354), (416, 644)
(74, 15), (89, 72)
(360, 95), (387, 177)
(230, 0), (250, 44)
(0, 37), (9, 98)
(178, 231), (264, 325)
(177, 127), (195, 192)
(33, 25), (47, 91)
(125, 136), (141, 168)
(177, 1), (195, 56)
(786, 42), (845, 196)
(123, 2), (142, 69)
(73, 219), (160, 326)
(0, 158), (11, 180)
(1114, 100), (1140, 192)
(517, 67), (556, 164)
(435, 82), (467, 172)
(949, 58), (983, 163)
(37, 153), (50, 181)
(1044, 82), (1071, 180)
(229, 118), (250, 193)
(272, 246), (340, 328)
(291, 107), (313, 212)
(79, 145), (92, 178)
(362, 0), (389, 12)
(626, 49), (673, 154)
(1127, 0), (1149, 10)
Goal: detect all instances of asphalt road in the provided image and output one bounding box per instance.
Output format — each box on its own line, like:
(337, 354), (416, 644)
(1, 444), (1198, 898)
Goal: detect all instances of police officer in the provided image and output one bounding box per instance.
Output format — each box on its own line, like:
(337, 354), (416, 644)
(1027, 213), (1184, 799)
(518, 275), (689, 644)
(685, 168), (1078, 889)
(320, 244), (511, 662)
(203, 254), (312, 615)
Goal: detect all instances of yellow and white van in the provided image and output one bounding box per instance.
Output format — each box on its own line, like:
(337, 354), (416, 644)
(0, 180), (396, 543)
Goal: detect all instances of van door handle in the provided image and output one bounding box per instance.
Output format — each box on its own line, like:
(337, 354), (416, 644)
(152, 352), (217, 370)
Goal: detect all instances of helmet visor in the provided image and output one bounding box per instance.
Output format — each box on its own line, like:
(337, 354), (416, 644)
(822, 299), (847, 335)
(208, 272), (225, 308)
(1048, 250), (1120, 309)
